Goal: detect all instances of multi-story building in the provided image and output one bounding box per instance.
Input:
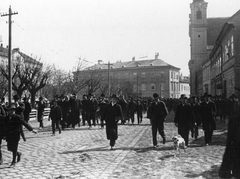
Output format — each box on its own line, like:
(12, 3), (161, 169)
(188, 0), (228, 96)
(209, 11), (240, 97)
(81, 53), (181, 98)
(189, 0), (240, 97)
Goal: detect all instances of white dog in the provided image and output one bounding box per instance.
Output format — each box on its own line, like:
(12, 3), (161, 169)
(172, 134), (187, 156)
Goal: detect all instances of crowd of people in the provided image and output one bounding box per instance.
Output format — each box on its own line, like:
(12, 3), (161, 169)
(0, 90), (239, 177)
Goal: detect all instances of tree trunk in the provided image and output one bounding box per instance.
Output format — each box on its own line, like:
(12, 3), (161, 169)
(30, 91), (36, 108)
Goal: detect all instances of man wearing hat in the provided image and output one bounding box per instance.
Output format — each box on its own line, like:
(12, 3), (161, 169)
(219, 87), (240, 178)
(200, 92), (216, 146)
(37, 96), (45, 129)
(6, 104), (37, 167)
(148, 93), (168, 147)
(102, 94), (123, 150)
(174, 94), (195, 147)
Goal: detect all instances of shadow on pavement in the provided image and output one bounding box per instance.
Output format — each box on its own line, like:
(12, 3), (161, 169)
(189, 131), (227, 147)
(59, 145), (174, 154)
(185, 165), (220, 179)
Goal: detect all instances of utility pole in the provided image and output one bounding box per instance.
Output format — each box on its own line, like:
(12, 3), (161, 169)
(1, 6), (18, 104)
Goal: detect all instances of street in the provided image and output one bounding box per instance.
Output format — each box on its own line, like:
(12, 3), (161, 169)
(0, 113), (228, 179)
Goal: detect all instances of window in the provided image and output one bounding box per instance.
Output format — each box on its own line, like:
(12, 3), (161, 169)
(141, 84), (146, 92)
(142, 72), (146, 78)
(160, 72), (164, 78)
(151, 83), (156, 91)
(133, 84), (137, 92)
(171, 71), (173, 79)
(160, 83), (164, 90)
(151, 72), (157, 77)
(196, 10), (202, 19)
(133, 72), (137, 78)
(171, 82), (173, 91)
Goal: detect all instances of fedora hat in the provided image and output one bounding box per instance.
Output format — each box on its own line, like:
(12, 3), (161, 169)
(180, 94), (187, 99)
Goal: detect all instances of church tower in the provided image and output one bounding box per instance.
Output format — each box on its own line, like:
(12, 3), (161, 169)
(188, 0), (208, 96)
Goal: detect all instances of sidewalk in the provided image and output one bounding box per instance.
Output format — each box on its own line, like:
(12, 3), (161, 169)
(0, 114), (228, 179)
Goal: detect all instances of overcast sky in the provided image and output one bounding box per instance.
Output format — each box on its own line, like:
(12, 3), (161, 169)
(0, 0), (239, 75)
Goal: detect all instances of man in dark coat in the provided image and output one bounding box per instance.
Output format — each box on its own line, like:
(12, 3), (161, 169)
(148, 93), (168, 147)
(0, 100), (6, 164)
(86, 93), (98, 128)
(118, 95), (128, 124)
(102, 94), (122, 150)
(23, 97), (32, 123)
(49, 100), (62, 135)
(190, 96), (202, 139)
(136, 99), (144, 124)
(37, 96), (45, 129)
(69, 94), (81, 129)
(200, 93), (216, 146)
(81, 94), (88, 126)
(6, 104), (37, 167)
(127, 97), (136, 124)
(174, 94), (195, 147)
(98, 94), (108, 128)
(219, 87), (240, 178)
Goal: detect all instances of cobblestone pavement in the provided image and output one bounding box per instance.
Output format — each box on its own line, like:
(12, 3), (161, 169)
(0, 114), (228, 179)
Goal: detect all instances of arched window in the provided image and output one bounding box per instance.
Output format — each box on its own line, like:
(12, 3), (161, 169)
(197, 10), (202, 19)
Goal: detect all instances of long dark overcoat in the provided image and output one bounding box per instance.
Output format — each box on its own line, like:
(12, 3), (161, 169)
(6, 114), (33, 151)
(200, 101), (216, 130)
(102, 103), (122, 141)
(174, 103), (195, 128)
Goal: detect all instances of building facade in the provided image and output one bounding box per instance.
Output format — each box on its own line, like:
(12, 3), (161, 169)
(79, 54), (181, 98)
(179, 75), (190, 98)
(188, 0), (239, 97)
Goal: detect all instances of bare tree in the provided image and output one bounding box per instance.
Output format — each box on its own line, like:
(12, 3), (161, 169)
(25, 63), (52, 107)
(119, 81), (134, 96)
(0, 74), (8, 98)
(85, 70), (105, 94)
(66, 57), (88, 94)
(0, 60), (29, 98)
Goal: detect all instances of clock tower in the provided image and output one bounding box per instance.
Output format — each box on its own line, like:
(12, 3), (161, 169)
(188, 0), (208, 96)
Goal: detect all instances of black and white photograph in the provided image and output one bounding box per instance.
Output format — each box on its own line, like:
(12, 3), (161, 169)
(0, 0), (240, 178)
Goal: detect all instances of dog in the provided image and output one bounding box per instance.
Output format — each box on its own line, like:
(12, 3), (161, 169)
(172, 134), (187, 156)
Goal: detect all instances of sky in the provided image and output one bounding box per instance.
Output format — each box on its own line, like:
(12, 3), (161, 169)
(0, 0), (240, 75)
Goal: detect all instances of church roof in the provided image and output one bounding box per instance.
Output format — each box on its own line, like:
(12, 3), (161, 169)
(86, 58), (180, 71)
(207, 17), (229, 46)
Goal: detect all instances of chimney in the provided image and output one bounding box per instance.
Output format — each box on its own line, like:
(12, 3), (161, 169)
(98, 60), (103, 64)
(132, 57), (135, 61)
(155, 53), (159, 59)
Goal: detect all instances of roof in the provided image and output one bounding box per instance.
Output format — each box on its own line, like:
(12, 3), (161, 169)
(207, 17), (229, 46)
(18, 51), (42, 65)
(85, 58), (180, 71)
(13, 48), (42, 66)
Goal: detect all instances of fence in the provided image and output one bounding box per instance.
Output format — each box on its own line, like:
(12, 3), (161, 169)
(29, 108), (51, 121)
